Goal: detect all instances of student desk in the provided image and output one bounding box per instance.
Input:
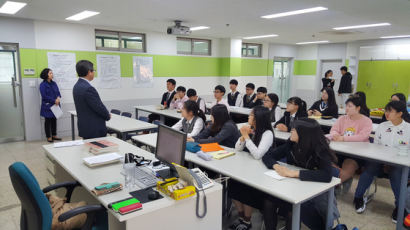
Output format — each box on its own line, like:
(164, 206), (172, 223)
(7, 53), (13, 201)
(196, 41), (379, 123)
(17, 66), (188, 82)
(330, 142), (410, 230)
(134, 105), (211, 123)
(43, 136), (223, 230)
(132, 133), (340, 230)
(69, 111), (157, 141)
(229, 106), (252, 116)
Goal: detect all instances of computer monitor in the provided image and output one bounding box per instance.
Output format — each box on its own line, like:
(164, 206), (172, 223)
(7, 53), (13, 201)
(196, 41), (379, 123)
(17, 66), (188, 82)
(155, 124), (186, 167)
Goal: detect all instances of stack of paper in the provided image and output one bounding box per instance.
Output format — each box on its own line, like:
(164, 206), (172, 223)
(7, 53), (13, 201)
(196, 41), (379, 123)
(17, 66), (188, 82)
(264, 170), (286, 181)
(53, 140), (84, 148)
(83, 152), (122, 167)
(85, 140), (119, 155)
(208, 150), (235, 160)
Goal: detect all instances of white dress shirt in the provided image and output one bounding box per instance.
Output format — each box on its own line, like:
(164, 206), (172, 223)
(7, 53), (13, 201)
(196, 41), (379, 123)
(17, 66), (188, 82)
(235, 130), (274, 160)
(172, 116), (204, 138)
(209, 98), (230, 112)
(196, 97), (206, 113)
(271, 106), (283, 125)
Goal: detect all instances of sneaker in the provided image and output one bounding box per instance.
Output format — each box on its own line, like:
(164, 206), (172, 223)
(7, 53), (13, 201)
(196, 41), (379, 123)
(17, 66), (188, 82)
(229, 219), (243, 230)
(392, 207), (409, 224)
(235, 221), (252, 230)
(354, 197), (366, 213)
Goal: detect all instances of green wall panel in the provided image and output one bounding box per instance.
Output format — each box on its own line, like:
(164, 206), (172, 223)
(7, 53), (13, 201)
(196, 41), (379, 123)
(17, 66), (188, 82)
(293, 60), (317, 75)
(241, 58), (270, 76)
(357, 60), (410, 108)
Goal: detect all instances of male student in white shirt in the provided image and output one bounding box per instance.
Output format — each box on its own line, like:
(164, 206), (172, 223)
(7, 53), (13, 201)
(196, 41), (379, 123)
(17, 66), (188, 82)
(187, 88), (206, 112)
(227, 79), (243, 107)
(209, 85), (230, 111)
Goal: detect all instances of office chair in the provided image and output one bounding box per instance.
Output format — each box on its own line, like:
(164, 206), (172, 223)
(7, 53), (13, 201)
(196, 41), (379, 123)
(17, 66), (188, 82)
(9, 162), (107, 230)
(110, 109), (121, 115)
(121, 112), (132, 118)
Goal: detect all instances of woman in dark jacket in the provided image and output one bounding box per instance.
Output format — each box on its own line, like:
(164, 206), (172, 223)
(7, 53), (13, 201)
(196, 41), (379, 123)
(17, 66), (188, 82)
(188, 104), (240, 148)
(308, 87), (339, 118)
(39, 68), (62, 142)
(262, 118), (339, 230)
(322, 70), (335, 89)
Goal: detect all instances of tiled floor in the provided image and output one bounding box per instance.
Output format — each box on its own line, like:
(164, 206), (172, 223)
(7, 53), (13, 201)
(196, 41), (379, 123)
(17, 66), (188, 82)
(0, 138), (400, 230)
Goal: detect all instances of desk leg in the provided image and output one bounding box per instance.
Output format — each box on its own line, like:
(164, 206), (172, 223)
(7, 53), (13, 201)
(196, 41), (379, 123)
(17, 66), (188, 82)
(326, 187), (335, 230)
(396, 166), (409, 230)
(135, 108), (139, 120)
(122, 132), (127, 141)
(71, 114), (75, 140)
(160, 115), (165, 124)
(292, 203), (301, 230)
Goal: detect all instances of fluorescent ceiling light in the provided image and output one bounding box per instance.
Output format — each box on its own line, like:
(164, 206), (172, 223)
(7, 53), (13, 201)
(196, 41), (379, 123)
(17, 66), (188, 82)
(243, 34), (278, 39)
(190, 26), (209, 31)
(381, 35), (410, 39)
(66, 10), (100, 21)
(333, 23), (390, 30)
(0, 1), (27, 14)
(261, 6), (327, 19)
(296, 40), (329, 45)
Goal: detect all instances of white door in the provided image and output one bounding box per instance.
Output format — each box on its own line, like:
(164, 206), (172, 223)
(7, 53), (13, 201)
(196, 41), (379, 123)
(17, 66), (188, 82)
(320, 60), (344, 106)
(272, 58), (291, 103)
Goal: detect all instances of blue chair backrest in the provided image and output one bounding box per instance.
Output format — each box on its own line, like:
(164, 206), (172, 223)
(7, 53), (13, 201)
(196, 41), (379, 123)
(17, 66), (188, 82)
(9, 162), (52, 230)
(121, 112), (132, 118)
(110, 109), (121, 115)
(138, 116), (149, 122)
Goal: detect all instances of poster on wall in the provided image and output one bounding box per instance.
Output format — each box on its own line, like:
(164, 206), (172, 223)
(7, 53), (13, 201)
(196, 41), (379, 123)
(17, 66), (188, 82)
(96, 54), (121, 89)
(133, 56), (153, 88)
(47, 52), (77, 89)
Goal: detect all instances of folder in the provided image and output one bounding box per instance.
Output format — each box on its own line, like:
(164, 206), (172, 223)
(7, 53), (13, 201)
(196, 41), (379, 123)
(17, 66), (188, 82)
(198, 143), (224, 152)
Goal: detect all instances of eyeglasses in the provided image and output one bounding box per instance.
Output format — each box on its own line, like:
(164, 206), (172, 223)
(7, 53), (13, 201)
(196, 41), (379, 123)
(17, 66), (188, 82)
(213, 91), (222, 94)
(263, 99), (272, 103)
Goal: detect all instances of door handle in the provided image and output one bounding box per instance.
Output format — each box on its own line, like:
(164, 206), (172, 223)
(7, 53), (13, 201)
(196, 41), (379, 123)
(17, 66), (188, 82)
(11, 77), (18, 108)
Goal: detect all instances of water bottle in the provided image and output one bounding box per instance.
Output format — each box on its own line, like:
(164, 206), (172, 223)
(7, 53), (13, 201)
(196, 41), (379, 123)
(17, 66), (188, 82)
(124, 163), (136, 190)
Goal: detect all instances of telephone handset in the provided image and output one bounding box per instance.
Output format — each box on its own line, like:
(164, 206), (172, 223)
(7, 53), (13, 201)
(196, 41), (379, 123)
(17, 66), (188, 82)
(189, 169), (207, 218)
(189, 169), (203, 190)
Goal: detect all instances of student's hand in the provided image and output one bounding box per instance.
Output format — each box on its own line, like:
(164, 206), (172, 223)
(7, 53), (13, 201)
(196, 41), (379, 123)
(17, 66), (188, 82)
(338, 93), (341, 96)
(240, 125), (251, 139)
(276, 124), (288, 132)
(55, 97), (60, 105)
(313, 110), (322, 116)
(240, 136), (245, 142)
(332, 134), (344, 142)
(173, 94), (178, 101)
(187, 137), (195, 142)
(273, 164), (299, 178)
(331, 79), (335, 82)
(308, 110), (313, 116)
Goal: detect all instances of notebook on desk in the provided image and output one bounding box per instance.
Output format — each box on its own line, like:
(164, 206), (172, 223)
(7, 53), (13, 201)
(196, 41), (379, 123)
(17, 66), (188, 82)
(83, 152), (122, 167)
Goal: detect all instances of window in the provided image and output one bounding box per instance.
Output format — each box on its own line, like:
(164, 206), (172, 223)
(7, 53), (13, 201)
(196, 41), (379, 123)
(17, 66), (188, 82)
(177, 37), (211, 56)
(95, 30), (146, 52)
(242, 43), (262, 57)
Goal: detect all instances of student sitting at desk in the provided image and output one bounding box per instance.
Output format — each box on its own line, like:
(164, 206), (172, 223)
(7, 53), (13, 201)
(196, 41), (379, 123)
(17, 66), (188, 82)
(208, 85), (230, 111)
(172, 100), (206, 138)
(228, 79), (243, 107)
(228, 106), (275, 230)
(263, 93), (282, 124)
(353, 92), (370, 117)
(329, 96), (372, 188)
(353, 101), (410, 219)
(262, 118), (339, 230)
(188, 104), (239, 148)
(242, 83), (256, 108)
(381, 93), (409, 122)
(308, 87), (339, 118)
(274, 97), (307, 132)
(250, 87), (267, 108)
(170, 86), (188, 110)
(148, 79), (176, 123)
(186, 88), (206, 113)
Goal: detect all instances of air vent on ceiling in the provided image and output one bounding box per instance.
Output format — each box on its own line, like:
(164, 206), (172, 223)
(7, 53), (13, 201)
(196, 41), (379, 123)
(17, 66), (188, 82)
(319, 30), (363, 35)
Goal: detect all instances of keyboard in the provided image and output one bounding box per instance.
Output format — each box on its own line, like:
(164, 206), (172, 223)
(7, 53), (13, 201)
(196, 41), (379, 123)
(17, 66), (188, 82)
(191, 168), (214, 190)
(134, 166), (159, 189)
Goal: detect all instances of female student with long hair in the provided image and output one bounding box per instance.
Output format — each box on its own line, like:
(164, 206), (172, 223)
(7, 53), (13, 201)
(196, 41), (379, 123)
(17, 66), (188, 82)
(329, 96), (372, 186)
(228, 106), (275, 230)
(353, 91), (370, 117)
(172, 100), (206, 137)
(188, 104), (239, 148)
(308, 87), (339, 118)
(274, 96), (308, 132)
(262, 118), (339, 230)
(263, 93), (282, 124)
(353, 101), (410, 220)
(322, 70), (335, 89)
(381, 93), (409, 122)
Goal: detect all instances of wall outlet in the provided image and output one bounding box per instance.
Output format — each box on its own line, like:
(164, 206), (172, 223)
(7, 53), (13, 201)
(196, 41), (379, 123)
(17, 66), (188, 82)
(29, 80), (36, 88)
(23, 69), (35, 75)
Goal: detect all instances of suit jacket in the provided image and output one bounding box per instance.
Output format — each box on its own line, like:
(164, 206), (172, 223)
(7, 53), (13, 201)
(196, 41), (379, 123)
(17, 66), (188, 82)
(73, 78), (110, 139)
(160, 91), (176, 108)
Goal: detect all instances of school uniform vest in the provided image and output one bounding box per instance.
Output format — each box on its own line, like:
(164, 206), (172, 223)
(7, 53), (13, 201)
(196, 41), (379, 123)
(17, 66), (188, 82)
(243, 94), (256, 108)
(182, 116), (199, 133)
(228, 91), (240, 106)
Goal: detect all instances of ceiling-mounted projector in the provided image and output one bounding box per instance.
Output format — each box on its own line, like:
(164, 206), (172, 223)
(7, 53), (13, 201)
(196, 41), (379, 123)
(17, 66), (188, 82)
(167, 20), (191, 35)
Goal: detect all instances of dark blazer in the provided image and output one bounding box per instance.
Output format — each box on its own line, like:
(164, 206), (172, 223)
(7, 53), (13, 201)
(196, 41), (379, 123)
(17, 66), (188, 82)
(309, 100), (339, 118)
(73, 78), (110, 139)
(39, 80), (61, 118)
(338, 72), (352, 94)
(193, 120), (240, 148)
(274, 110), (308, 132)
(160, 91), (176, 108)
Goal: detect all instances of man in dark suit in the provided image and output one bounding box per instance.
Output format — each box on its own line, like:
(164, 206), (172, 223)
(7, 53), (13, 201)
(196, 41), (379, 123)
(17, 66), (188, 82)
(73, 60), (110, 139)
(148, 79), (176, 123)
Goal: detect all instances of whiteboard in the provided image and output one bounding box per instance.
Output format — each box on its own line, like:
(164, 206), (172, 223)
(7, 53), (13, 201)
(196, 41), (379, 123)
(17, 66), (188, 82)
(47, 52), (77, 89)
(96, 54), (121, 89)
(133, 56), (153, 88)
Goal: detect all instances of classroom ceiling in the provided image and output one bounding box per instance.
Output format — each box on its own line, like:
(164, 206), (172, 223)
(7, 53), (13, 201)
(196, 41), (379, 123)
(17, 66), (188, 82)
(3, 0), (410, 44)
